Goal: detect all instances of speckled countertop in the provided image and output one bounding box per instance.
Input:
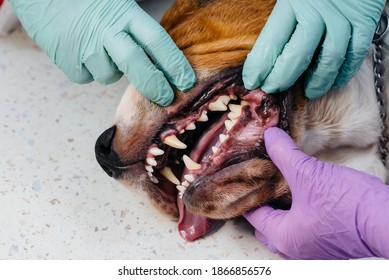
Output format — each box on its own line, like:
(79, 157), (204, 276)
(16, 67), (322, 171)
(0, 0), (281, 260)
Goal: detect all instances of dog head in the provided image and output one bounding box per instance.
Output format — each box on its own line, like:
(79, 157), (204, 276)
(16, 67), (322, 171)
(95, 0), (294, 241)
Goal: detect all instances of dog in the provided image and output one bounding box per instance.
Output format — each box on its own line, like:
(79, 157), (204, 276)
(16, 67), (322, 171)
(95, 0), (389, 242)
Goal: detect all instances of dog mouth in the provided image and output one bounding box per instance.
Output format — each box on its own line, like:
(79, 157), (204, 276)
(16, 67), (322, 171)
(144, 67), (290, 241)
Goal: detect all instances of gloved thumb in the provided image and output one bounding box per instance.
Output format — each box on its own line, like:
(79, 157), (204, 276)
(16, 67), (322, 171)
(264, 127), (314, 188)
(244, 205), (287, 253)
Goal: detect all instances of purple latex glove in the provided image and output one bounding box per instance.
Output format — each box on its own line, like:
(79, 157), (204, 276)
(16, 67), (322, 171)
(244, 127), (389, 260)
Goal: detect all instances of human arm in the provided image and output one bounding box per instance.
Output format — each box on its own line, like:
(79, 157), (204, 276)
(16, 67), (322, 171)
(9, 0), (195, 106)
(242, 0), (386, 99)
(244, 127), (389, 260)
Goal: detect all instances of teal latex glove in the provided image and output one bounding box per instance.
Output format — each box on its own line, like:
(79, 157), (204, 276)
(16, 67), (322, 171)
(10, 0), (195, 106)
(243, 0), (386, 99)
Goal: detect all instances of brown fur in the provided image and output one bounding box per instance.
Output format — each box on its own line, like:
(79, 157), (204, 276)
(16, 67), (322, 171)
(161, 0), (275, 78)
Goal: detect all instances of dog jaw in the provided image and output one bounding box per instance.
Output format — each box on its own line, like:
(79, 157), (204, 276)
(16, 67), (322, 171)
(107, 69), (290, 213)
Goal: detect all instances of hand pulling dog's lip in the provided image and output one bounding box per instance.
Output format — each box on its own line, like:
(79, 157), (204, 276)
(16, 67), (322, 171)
(143, 66), (292, 241)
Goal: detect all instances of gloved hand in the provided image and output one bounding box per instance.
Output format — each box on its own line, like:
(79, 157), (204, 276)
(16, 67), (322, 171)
(243, 0), (386, 99)
(10, 0), (195, 106)
(244, 127), (389, 260)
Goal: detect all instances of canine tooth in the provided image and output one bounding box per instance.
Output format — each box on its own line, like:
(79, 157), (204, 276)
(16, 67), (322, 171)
(225, 120), (235, 132)
(185, 122), (196, 130)
(146, 157), (157, 166)
(219, 134), (228, 143)
(179, 129), (185, 134)
(183, 155), (201, 170)
(209, 99), (228, 111)
(219, 95), (231, 105)
(184, 174), (195, 182)
(212, 146), (219, 153)
(198, 111), (208, 122)
(164, 135), (187, 149)
(182, 181), (190, 187)
(241, 100), (249, 106)
(145, 165), (154, 173)
(149, 147), (164, 156)
(160, 167), (180, 185)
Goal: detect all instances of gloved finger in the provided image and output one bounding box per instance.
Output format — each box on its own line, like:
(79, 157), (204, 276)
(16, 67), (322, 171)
(63, 64), (94, 84)
(260, 6), (325, 94)
(83, 50), (123, 85)
(254, 230), (278, 254)
(128, 3), (195, 91)
(57, 55), (94, 84)
(104, 31), (174, 106)
(303, 4), (351, 99)
(242, 0), (297, 90)
(263, 127), (317, 193)
(244, 205), (287, 249)
(333, 20), (376, 88)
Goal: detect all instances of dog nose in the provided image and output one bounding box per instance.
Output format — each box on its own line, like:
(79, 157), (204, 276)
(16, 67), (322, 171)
(95, 126), (123, 178)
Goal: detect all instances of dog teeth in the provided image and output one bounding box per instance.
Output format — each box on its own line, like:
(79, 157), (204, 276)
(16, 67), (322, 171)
(185, 122), (196, 130)
(160, 167), (180, 185)
(184, 174), (195, 183)
(219, 134), (228, 143)
(179, 129), (185, 134)
(182, 180), (190, 187)
(146, 157), (157, 166)
(228, 103), (243, 113)
(228, 104), (243, 120)
(219, 95), (231, 105)
(183, 155), (201, 170)
(198, 111), (208, 122)
(209, 99), (228, 111)
(212, 146), (219, 153)
(145, 165), (154, 173)
(149, 147), (164, 156)
(177, 185), (187, 192)
(176, 185), (187, 198)
(225, 120), (235, 132)
(148, 172), (159, 184)
(163, 135), (187, 149)
(227, 112), (239, 120)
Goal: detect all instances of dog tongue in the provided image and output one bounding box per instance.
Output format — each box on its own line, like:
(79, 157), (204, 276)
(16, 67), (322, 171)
(177, 196), (222, 241)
